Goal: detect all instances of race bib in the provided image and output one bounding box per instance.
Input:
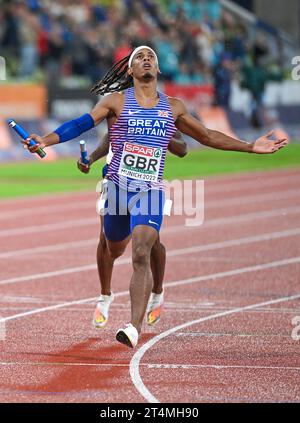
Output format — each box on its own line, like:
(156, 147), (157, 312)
(118, 142), (162, 182)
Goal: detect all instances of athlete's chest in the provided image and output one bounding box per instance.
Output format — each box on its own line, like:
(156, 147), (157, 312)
(126, 114), (171, 137)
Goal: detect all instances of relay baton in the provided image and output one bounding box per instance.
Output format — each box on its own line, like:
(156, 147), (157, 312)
(79, 140), (89, 164)
(7, 119), (46, 159)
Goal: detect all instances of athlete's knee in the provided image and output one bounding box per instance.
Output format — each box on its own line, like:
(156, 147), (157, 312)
(132, 244), (151, 268)
(151, 239), (165, 255)
(107, 247), (124, 260)
(107, 240), (126, 259)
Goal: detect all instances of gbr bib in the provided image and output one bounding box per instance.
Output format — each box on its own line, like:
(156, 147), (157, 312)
(118, 142), (162, 182)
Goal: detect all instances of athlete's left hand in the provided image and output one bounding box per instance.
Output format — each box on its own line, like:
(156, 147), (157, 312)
(252, 131), (288, 154)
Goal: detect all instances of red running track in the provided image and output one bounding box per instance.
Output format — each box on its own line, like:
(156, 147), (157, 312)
(0, 167), (299, 403)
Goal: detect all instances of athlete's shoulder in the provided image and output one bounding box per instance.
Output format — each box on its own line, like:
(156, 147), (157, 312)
(167, 96), (187, 119)
(101, 91), (125, 104)
(167, 96), (185, 107)
(96, 92), (125, 113)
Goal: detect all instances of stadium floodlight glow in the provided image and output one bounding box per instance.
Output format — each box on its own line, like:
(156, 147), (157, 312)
(0, 56), (6, 81)
(291, 56), (300, 81)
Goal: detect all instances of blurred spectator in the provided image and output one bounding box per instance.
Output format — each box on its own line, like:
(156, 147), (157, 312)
(213, 52), (233, 108)
(0, 3), (20, 76)
(241, 56), (284, 127)
(154, 29), (180, 81)
(18, 5), (40, 77)
(252, 33), (269, 65)
(0, 0), (289, 91)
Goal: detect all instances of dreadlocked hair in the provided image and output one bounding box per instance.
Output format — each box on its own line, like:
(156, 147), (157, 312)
(91, 53), (133, 96)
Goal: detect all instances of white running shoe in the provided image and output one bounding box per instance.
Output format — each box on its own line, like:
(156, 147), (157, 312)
(93, 292), (114, 328)
(146, 291), (164, 325)
(116, 323), (139, 348)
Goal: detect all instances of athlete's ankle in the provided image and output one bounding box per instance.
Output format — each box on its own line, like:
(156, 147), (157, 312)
(101, 290), (112, 296)
(131, 322), (141, 334)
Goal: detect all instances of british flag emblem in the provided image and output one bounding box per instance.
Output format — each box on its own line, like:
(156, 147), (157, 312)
(158, 110), (169, 117)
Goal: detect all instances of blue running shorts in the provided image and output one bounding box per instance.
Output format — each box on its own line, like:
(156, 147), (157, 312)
(103, 180), (165, 242)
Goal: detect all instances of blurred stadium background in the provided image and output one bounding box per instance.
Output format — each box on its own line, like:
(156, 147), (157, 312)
(0, 0), (299, 195)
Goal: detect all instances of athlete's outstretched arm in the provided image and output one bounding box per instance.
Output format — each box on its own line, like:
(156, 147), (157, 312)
(168, 131), (187, 158)
(21, 94), (120, 153)
(172, 98), (288, 154)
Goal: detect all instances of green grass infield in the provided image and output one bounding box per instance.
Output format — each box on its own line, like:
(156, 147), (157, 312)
(0, 144), (299, 199)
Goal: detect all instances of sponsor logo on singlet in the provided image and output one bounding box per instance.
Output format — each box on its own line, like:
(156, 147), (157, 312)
(118, 142), (162, 182)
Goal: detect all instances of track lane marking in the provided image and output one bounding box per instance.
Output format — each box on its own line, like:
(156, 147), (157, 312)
(1, 227), (300, 285)
(0, 202), (93, 221)
(0, 186), (298, 222)
(0, 169), (298, 214)
(130, 291), (300, 403)
(0, 255), (299, 323)
(0, 228), (300, 286)
(1, 198), (300, 238)
(0, 362), (299, 371)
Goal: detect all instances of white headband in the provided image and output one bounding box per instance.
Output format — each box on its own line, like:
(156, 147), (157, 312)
(128, 46), (159, 68)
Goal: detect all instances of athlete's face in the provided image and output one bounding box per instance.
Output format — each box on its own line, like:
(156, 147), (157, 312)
(128, 49), (159, 81)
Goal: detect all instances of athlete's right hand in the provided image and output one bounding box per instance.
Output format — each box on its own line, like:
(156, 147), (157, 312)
(77, 158), (91, 174)
(21, 134), (46, 153)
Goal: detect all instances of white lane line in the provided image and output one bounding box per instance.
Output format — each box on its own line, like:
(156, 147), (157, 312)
(129, 291), (300, 403)
(0, 170), (297, 213)
(0, 255), (299, 324)
(165, 256), (300, 288)
(0, 296), (99, 323)
(0, 239), (97, 259)
(0, 204), (297, 259)
(204, 173), (300, 194)
(0, 217), (97, 238)
(174, 332), (291, 337)
(1, 194), (300, 238)
(147, 364), (300, 371)
(204, 188), (298, 210)
(0, 200), (299, 258)
(2, 199), (300, 260)
(1, 227), (300, 285)
(0, 295), (45, 303)
(0, 361), (131, 368)
(0, 201), (94, 221)
(0, 190), (93, 207)
(1, 225), (300, 260)
(0, 185), (298, 222)
(163, 205), (300, 234)
(0, 361), (299, 371)
(0, 264), (97, 286)
(167, 227), (300, 258)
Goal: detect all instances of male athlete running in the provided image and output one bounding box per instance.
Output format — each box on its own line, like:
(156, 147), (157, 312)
(23, 46), (287, 348)
(77, 131), (187, 329)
